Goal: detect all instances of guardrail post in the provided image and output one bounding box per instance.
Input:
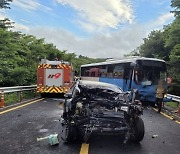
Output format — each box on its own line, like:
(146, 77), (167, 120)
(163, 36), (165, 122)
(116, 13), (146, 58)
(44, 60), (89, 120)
(20, 90), (23, 102)
(0, 91), (5, 108)
(33, 89), (36, 98)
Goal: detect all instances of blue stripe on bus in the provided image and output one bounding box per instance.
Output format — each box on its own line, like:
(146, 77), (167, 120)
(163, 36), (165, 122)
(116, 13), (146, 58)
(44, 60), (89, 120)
(99, 77), (124, 88)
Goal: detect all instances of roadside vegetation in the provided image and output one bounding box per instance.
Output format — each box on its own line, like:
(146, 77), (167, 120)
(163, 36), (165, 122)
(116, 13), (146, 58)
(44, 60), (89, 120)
(165, 101), (179, 110)
(0, 1), (104, 87)
(4, 91), (40, 105)
(0, 0), (179, 96)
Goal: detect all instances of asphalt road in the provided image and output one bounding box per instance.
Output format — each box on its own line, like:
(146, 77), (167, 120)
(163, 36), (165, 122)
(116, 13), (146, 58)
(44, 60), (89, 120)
(0, 98), (179, 154)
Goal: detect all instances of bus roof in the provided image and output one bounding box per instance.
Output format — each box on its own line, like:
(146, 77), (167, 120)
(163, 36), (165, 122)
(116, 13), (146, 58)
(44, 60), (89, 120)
(40, 59), (70, 65)
(81, 57), (165, 67)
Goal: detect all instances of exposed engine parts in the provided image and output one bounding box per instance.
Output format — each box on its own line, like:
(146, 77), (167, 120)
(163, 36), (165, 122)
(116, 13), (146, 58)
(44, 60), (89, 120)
(61, 80), (145, 144)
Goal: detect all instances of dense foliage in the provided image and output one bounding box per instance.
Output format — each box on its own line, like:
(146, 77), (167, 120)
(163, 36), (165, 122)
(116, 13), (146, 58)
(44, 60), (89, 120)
(0, 0), (12, 9)
(0, 0), (104, 86)
(0, 29), (104, 86)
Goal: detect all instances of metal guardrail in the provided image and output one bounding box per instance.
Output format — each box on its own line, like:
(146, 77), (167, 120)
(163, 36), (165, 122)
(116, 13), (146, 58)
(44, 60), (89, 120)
(0, 85), (37, 108)
(0, 85), (36, 93)
(167, 94), (180, 103)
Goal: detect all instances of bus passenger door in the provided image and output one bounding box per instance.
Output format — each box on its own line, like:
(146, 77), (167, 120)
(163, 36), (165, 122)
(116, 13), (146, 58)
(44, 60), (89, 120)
(123, 68), (132, 91)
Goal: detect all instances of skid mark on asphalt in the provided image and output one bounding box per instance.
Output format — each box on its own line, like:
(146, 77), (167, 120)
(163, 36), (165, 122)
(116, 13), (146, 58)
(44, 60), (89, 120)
(152, 108), (180, 124)
(80, 143), (89, 154)
(0, 98), (44, 115)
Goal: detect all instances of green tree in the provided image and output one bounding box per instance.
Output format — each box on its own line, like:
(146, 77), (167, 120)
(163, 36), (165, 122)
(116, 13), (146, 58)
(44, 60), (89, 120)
(0, 0), (14, 29)
(0, 0), (104, 86)
(0, 18), (14, 29)
(139, 30), (169, 61)
(0, 28), (104, 86)
(165, 18), (180, 50)
(171, 0), (180, 17)
(166, 18), (180, 94)
(0, 0), (12, 9)
(168, 44), (180, 95)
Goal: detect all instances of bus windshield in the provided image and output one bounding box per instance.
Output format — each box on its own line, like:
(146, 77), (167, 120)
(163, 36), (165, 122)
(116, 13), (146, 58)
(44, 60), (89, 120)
(136, 60), (167, 85)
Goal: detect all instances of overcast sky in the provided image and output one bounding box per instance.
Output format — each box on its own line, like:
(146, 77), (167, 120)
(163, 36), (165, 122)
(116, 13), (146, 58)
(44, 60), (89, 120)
(0, 0), (174, 58)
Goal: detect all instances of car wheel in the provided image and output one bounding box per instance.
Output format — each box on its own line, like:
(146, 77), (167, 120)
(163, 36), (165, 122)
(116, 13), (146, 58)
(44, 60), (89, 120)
(62, 125), (77, 143)
(131, 117), (145, 143)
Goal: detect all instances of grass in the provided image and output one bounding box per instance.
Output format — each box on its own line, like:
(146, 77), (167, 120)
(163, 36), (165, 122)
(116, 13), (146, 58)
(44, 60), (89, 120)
(4, 93), (20, 105)
(3, 90), (40, 106)
(165, 101), (179, 110)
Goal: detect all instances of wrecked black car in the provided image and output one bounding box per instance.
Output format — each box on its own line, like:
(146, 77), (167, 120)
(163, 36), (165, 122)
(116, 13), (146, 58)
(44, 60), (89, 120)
(61, 80), (144, 143)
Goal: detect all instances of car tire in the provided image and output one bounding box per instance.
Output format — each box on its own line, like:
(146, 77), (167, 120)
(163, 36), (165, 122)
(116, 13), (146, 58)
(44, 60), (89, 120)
(131, 117), (145, 143)
(62, 125), (77, 143)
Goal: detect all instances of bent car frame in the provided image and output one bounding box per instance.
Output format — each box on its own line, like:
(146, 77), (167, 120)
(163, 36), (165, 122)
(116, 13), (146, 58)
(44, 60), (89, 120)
(61, 80), (144, 143)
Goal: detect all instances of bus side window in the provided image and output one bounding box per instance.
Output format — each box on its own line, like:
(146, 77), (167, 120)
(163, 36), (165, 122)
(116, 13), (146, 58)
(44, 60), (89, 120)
(99, 65), (107, 77)
(107, 64), (114, 77)
(91, 72), (95, 77)
(114, 64), (124, 78)
(85, 71), (89, 77)
(123, 67), (131, 80)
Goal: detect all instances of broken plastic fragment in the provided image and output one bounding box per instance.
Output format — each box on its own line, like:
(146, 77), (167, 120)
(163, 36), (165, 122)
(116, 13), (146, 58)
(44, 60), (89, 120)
(152, 135), (158, 138)
(37, 136), (49, 141)
(37, 134), (59, 146)
(48, 134), (59, 145)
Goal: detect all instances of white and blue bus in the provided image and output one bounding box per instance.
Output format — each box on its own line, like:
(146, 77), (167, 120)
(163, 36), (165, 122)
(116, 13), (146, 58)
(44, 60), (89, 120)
(80, 57), (167, 104)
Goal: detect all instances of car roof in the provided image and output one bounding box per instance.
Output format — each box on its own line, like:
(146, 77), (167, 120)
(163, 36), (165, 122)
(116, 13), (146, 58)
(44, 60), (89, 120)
(79, 80), (122, 92)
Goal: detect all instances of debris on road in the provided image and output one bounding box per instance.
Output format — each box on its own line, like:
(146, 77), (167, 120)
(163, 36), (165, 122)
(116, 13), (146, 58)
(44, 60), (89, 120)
(152, 135), (158, 138)
(48, 134), (59, 145)
(37, 134), (59, 146)
(37, 136), (49, 142)
(39, 129), (48, 133)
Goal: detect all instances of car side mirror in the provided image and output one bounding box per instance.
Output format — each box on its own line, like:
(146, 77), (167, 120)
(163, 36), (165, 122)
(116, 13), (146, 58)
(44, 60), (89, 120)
(64, 93), (72, 98)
